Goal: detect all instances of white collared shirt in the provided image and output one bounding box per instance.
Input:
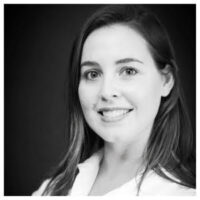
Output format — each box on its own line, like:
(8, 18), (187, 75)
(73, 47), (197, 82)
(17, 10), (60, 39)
(32, 149), (195, 196)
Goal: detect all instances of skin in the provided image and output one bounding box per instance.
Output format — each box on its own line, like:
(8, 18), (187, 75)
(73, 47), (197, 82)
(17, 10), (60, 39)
(78, 24), (173, 195)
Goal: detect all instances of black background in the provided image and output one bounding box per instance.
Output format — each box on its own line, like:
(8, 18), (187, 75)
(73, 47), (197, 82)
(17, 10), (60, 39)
(4, 4), (196, 195)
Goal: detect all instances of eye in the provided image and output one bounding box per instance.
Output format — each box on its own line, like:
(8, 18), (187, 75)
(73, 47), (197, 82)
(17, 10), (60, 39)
(120, 67), (138, 76)
(84, 70), (101, 81)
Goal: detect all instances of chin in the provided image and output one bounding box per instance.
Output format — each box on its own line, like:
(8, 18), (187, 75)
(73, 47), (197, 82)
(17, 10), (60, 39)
(96, 130), (132, 144)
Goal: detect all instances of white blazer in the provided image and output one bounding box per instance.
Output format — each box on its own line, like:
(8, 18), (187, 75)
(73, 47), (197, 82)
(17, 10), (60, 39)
(32, 149), (195, 196)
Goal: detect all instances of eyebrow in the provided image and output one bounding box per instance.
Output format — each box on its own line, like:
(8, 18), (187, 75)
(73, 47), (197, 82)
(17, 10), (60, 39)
(115, 58), (143, 65)
(80, 57), (143, 68)
(80, 61), (100, 68)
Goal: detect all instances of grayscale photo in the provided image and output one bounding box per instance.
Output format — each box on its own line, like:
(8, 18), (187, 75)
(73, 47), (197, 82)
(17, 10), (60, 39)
(5, 4), (196, 196)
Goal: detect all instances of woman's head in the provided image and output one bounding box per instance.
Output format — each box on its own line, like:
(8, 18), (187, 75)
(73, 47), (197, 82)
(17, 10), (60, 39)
(69, 5), (178, 150)
(78, 23), (174, 146)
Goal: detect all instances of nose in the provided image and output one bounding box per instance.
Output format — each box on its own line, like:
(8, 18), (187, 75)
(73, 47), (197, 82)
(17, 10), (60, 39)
(99, 77), (120, 102)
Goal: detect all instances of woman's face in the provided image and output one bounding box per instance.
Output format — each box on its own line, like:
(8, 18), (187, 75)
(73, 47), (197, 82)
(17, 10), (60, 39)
(78, 24), (168, 145)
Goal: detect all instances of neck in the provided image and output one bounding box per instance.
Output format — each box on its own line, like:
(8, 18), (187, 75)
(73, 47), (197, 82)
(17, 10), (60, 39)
(100, 140), (147, 177)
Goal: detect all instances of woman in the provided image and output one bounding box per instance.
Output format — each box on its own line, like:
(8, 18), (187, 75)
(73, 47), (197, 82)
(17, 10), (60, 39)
(32, 5), (195, 195)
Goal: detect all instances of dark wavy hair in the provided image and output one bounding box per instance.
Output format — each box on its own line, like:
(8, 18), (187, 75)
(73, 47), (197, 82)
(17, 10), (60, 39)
(42, 5), (195, 195)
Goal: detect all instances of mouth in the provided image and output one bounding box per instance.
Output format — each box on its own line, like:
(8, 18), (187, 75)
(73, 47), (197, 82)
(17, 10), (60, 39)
(97, 108), (134, 122)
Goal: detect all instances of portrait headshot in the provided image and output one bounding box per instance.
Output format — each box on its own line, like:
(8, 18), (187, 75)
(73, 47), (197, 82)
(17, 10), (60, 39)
(4, 4), (196, 196)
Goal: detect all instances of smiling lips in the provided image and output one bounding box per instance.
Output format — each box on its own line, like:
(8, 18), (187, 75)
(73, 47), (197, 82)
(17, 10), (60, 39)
(97, 108), (133, 122)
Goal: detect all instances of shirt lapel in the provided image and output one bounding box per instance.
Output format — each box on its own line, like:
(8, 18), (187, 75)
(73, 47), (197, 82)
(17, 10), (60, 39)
(69, 149), (103, 195)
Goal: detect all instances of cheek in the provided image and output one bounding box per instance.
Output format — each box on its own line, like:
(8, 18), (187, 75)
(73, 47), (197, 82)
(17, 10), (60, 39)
(78, 82), (98, 111)
(122, 79), (162, 115)
(78, 84), (88, 110)
(139, 83), (162, 118)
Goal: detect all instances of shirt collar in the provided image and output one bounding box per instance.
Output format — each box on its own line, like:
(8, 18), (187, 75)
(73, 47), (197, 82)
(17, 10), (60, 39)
(69, 149), (103, 195)
(77, 149), (103, 171)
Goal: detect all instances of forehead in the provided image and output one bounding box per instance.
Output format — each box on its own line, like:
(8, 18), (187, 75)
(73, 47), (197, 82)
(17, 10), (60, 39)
(81, 24), (152, 63)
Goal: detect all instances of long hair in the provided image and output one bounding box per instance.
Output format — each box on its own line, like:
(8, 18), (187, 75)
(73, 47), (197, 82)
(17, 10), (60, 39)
(43, 5), (195, 195)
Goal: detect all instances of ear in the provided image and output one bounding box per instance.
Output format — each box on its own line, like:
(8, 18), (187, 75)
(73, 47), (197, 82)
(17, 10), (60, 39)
(161, 64), (174, 97)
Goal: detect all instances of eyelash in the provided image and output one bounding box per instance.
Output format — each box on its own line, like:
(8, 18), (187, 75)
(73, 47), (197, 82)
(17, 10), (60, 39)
(120, 66), (138, 76)
(82, 66), (138, 81)
(83, 70), (101, 81)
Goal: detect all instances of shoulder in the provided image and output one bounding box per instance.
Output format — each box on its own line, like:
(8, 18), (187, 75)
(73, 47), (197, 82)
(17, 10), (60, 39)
(32, 179), (51, 196)
(140, 170), (196, 196)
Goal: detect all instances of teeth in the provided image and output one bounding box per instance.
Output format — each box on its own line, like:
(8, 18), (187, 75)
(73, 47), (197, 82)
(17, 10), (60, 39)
(102, 110), (129, 118)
